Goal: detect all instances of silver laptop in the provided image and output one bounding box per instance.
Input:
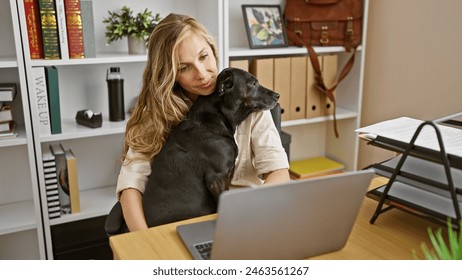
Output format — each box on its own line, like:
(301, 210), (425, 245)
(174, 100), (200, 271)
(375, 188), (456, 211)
(177, 169), (374, 260)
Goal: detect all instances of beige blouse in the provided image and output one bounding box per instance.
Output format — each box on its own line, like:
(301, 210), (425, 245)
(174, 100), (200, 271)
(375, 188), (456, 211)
(116, 109), (289, 198)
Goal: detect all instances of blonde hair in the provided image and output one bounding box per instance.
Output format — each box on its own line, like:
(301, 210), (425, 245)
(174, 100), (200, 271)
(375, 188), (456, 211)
(123, 13), (219, 162)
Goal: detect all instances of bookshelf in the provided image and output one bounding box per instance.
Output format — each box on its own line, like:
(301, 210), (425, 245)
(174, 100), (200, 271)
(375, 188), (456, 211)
(0, 0), (45, 259)
(2, 0), (369, 259)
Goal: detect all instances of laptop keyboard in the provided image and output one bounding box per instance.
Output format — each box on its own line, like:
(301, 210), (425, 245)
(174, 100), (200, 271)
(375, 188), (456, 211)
(194, 241), (213, 260)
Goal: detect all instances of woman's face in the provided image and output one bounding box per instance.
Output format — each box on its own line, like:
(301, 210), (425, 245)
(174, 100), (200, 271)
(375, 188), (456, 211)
(176, 31), (218, 101)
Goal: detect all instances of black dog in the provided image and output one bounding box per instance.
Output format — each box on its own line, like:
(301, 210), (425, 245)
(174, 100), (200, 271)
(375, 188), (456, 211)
(142, 67), (280, 227)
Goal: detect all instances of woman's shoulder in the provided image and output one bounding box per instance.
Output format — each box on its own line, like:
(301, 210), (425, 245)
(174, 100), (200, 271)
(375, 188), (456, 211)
(241, 110), (273, 126)
(236, 110), (276, 135)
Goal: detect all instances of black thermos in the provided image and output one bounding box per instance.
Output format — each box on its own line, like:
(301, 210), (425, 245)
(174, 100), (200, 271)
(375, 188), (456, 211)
(106, 67), (125, 121)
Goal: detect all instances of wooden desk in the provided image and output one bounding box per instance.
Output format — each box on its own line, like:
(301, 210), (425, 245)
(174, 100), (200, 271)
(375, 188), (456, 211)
(109, 177), (438, 260)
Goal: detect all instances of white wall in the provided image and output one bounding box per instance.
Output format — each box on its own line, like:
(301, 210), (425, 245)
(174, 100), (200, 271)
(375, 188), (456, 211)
(359, 0), (462, 168)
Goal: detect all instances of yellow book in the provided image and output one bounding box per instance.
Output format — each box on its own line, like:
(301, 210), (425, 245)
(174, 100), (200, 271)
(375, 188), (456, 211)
(65, 149), (80, 213)
(289, 156), (344, 179)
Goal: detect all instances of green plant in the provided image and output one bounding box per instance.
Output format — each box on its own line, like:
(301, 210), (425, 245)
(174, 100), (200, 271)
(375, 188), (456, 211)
(102, 6), (162, 44)
(413, 219), (462, 260)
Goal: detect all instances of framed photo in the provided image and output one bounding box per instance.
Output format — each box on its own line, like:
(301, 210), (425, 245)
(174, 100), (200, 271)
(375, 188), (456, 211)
(242, 5), (288, 49)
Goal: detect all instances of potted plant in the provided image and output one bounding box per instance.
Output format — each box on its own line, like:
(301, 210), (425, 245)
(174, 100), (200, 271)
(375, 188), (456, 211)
(413, 219), (462, 260)
(103, 6), (162, 54)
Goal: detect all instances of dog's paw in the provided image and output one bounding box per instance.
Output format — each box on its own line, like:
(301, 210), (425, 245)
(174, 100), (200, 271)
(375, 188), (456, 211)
(205, 173), (230, 201)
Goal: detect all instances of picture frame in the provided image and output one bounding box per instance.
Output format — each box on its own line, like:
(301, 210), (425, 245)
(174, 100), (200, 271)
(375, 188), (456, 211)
(241, 5), (288, 49)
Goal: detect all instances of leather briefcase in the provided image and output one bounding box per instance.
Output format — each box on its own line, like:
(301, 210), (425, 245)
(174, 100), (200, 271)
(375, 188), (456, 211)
(284, 0), (363, 137)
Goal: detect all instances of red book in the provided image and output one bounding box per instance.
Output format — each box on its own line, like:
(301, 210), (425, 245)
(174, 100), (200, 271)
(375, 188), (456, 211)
(64, 0), (84, 58)
(24, 0), (44, 59)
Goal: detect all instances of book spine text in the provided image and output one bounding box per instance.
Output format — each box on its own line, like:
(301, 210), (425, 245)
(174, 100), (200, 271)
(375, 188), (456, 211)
(24, 0), (44, 59)
(64, 0), (84, 58)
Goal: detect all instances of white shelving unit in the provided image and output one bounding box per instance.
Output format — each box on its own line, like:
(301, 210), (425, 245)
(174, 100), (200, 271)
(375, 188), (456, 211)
(0, 0), (45, 260)
(2, 0), (368, 259)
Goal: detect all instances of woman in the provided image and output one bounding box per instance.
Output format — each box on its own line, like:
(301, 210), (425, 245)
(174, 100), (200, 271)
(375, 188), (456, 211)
(116, 13), (290, 232)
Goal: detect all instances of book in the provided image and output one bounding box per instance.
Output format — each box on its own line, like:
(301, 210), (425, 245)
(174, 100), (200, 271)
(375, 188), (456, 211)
(0, 121), (17, 139)
(38, 0), (61, 59)
(0, 83), (17, 102)
(24, 0), (44, 59)
(49, 143), (71, 214)
(289, 156), (345, 179)
(55, 0), (69, 59)
(64, 0), (85, 59)
(80, 0), (96, 58)
(0, 104), (13, 122)
(31, 67), (51, 135)
(44, 66), (62, 134)
(42, 145), (61, 218)
(65, 149), (80, 213)
(0, 120), (15, 133)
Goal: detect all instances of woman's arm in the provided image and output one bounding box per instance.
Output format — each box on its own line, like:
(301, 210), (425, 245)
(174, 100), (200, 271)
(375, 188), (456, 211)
(116, 147), (152, 232)
(119, 188), (148, 232)
(264, 168), (290, 185)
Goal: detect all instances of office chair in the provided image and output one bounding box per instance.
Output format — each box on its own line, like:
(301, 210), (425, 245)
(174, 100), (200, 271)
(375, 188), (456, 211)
(104, 104), (291, 236)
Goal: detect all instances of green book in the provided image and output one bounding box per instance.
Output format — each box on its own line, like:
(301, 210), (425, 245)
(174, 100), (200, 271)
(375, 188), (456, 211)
(45, 66), (62, 134)
(38, 0), (61, 59)
(289, 156), (345, 179)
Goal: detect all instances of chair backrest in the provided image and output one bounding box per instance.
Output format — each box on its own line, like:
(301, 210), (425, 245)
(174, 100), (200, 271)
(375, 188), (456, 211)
(270, 103), (282, 133)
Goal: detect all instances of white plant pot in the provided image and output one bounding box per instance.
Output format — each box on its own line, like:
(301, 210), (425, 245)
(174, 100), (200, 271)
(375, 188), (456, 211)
(128, 36), (146, 55)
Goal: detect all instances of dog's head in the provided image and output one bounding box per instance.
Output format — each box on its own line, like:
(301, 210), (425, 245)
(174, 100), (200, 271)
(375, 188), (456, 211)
(216, 67), (280, 125)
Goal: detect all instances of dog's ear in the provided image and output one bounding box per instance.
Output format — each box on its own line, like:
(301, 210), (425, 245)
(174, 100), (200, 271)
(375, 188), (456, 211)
(217, 70), (234, 96)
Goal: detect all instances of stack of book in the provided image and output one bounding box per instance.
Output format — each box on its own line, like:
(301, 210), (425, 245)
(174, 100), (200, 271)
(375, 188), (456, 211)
(0, 83), (18, 139)
(45, 143), (81, 217)
(24, 0), (96, 60)
(289, 156), (345, 180)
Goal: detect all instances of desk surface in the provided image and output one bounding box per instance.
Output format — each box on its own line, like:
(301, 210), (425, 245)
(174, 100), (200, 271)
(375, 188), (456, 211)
(109, 177), (437, 260)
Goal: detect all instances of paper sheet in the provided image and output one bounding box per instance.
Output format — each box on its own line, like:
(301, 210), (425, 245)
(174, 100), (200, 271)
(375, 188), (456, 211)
(356, 117), (462, 157)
